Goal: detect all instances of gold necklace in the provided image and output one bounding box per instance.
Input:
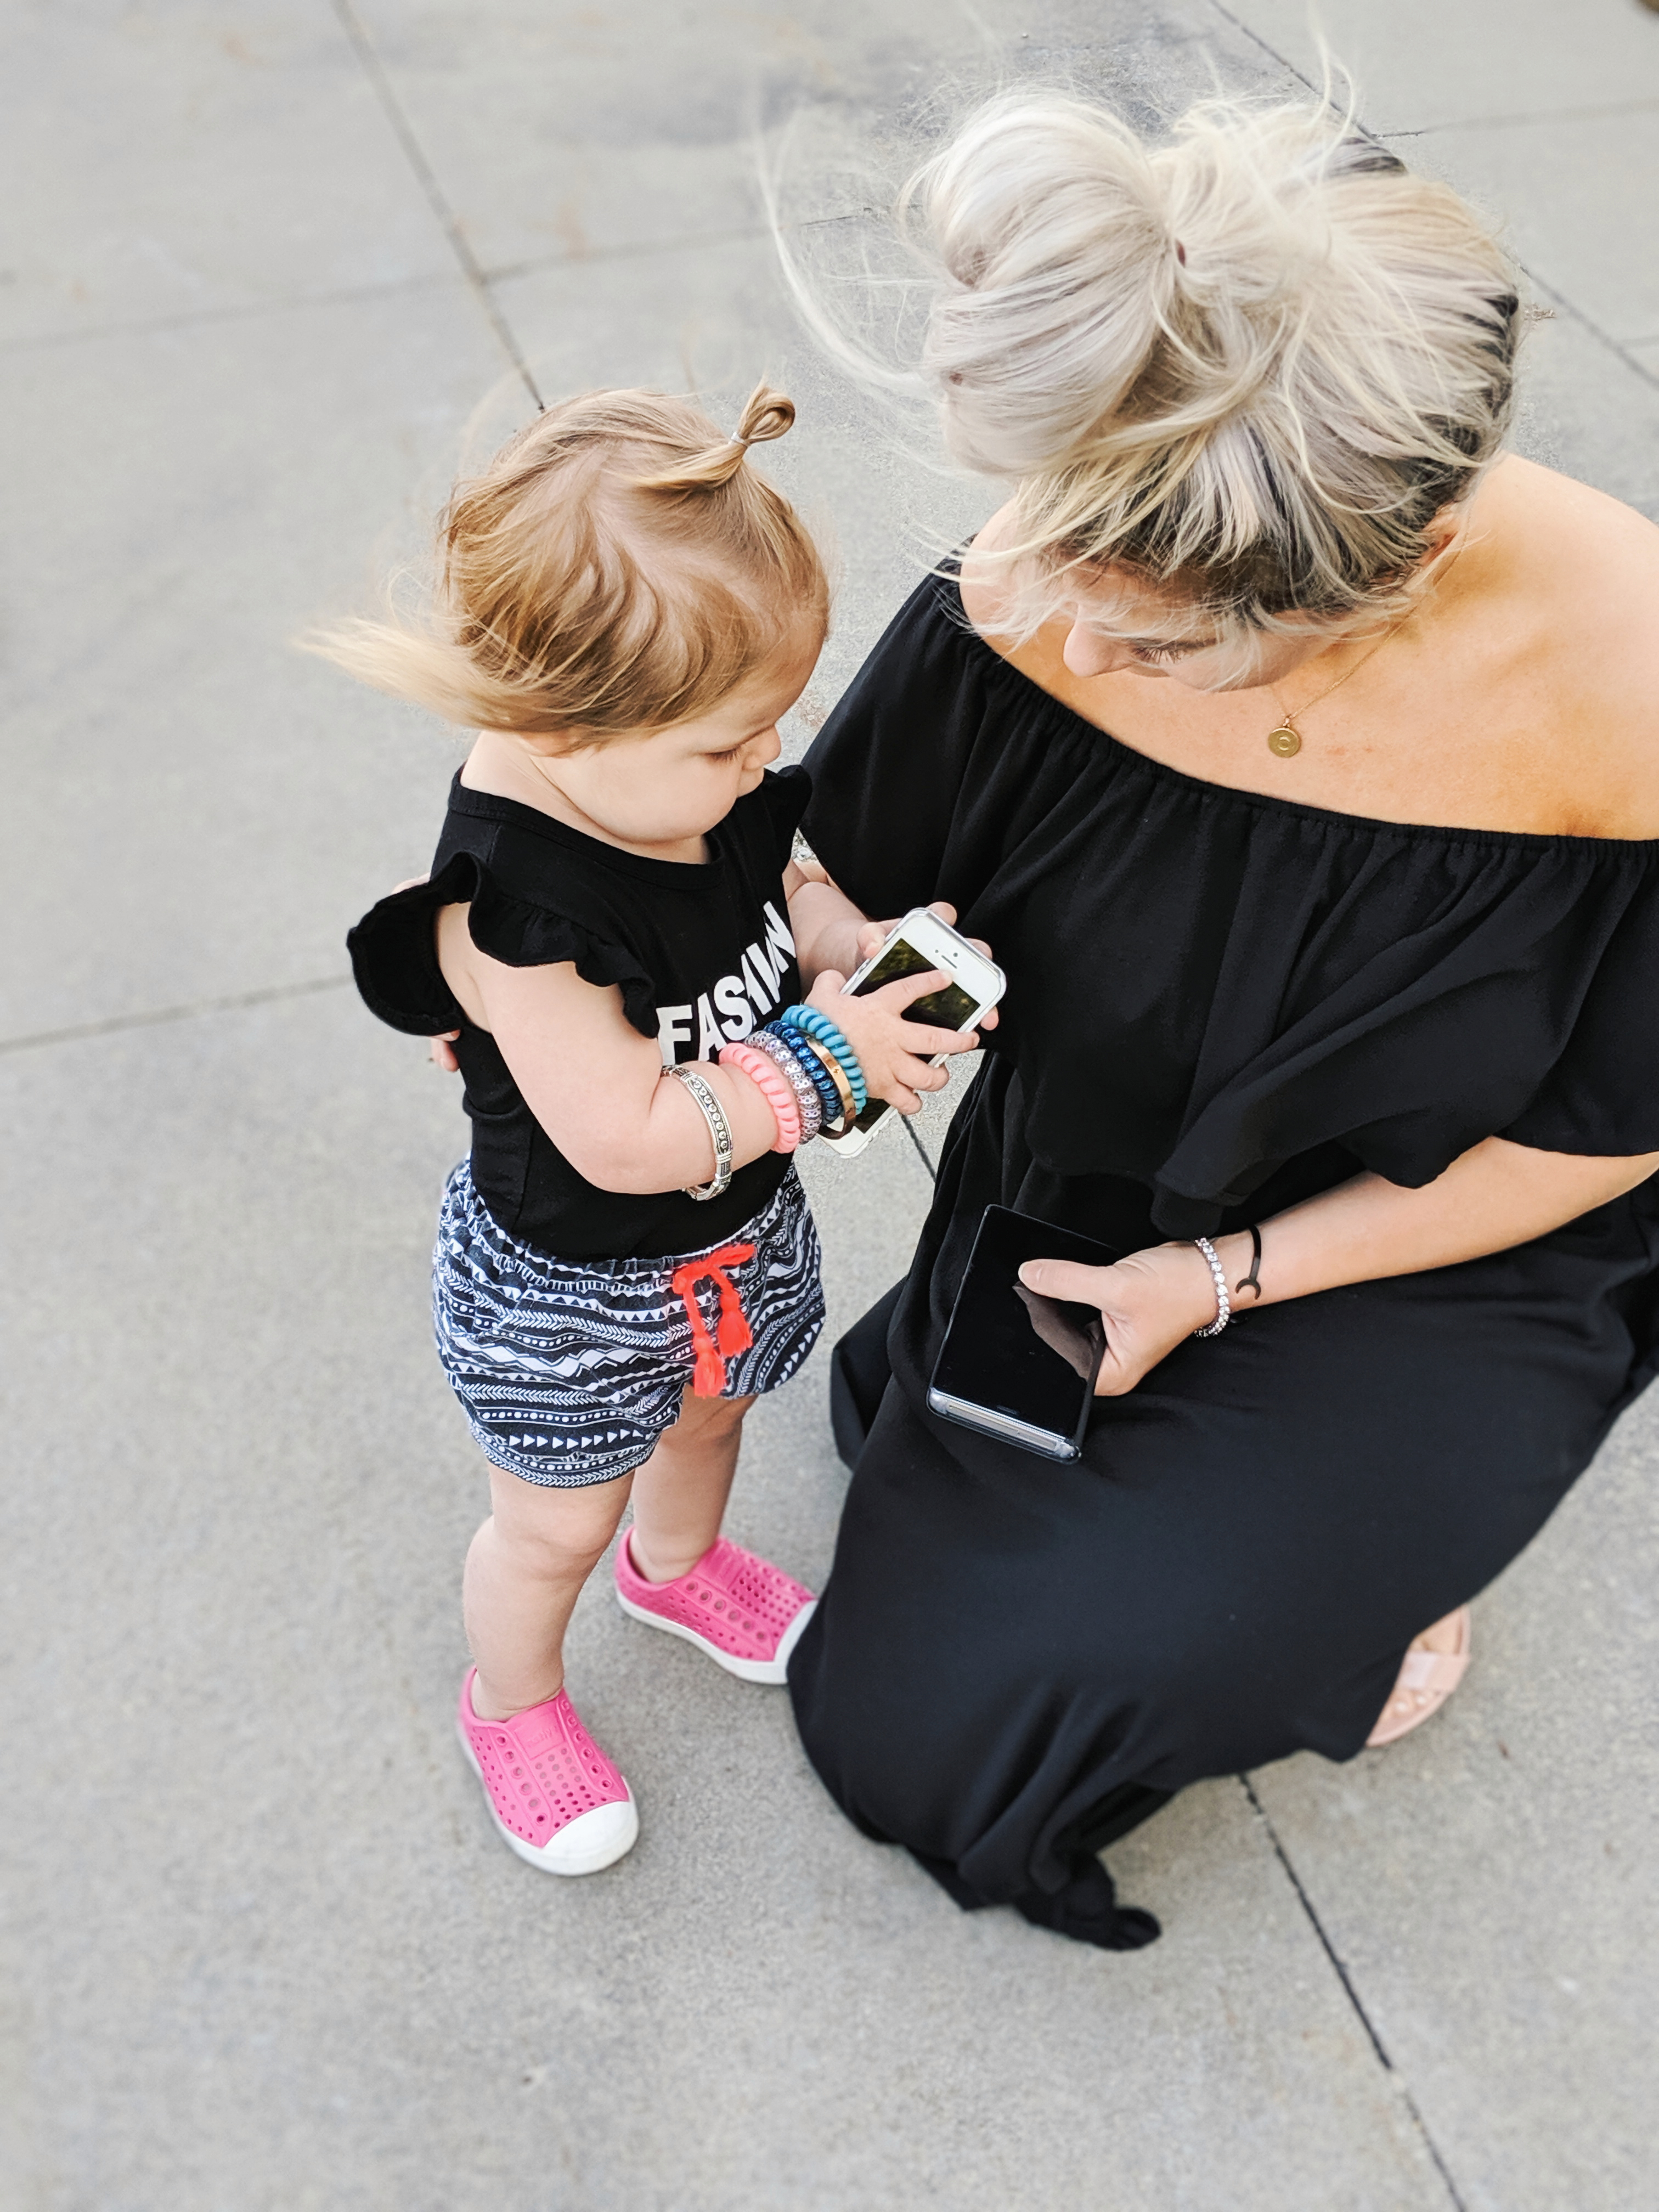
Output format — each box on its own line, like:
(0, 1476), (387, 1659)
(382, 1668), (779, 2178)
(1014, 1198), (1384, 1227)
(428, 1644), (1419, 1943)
(1263, 540), (1463, 759)
(1263, 625), (1400, 759)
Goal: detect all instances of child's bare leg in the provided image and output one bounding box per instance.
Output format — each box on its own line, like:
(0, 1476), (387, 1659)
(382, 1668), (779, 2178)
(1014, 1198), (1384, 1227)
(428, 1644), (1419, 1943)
(627, 1389), (756, 1582)
(465, 1466), (631, 1719)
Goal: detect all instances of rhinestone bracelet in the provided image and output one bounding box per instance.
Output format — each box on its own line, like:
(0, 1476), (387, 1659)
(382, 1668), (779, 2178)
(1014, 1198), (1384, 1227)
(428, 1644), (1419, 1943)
(1191, 1235), (1231, 1338)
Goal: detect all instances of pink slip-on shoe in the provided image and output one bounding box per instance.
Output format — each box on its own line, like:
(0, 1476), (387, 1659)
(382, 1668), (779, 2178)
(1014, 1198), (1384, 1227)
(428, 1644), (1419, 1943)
(457, 1669), (639, 1875)
(613, 1530), (817, 1685)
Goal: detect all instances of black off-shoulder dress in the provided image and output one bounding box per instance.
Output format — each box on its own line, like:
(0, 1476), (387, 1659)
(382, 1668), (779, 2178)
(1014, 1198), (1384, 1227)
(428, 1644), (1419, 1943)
(788, 575), (1659, 1949)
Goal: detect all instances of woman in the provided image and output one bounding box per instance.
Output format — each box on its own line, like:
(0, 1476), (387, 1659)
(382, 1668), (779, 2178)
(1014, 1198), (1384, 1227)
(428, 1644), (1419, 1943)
(782, 91), (1659, 1948)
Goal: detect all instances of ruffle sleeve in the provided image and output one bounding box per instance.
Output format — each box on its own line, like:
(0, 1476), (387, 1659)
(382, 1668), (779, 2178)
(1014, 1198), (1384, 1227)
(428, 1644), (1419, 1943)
(1499, 859), (1659, 1160)
(347, 850), (658, 1041)
(1147, 835), (1659, 1237)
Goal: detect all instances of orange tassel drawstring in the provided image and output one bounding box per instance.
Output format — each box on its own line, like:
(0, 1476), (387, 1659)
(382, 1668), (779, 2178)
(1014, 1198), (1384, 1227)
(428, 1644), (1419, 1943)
(670, 1243), (756, 1396)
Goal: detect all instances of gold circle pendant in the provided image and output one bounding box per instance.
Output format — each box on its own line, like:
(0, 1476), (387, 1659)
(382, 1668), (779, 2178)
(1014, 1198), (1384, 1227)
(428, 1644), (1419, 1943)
(1266, 724), (1302, 758)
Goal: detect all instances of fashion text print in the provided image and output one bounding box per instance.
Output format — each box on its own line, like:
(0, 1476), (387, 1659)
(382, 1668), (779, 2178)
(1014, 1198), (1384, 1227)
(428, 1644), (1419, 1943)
(654, 902), (797, 1063)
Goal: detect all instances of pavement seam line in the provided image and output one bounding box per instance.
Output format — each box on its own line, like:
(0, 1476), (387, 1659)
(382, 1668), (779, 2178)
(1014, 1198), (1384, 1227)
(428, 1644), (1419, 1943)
(0, 974), (353, 1058)
(329, 0), (545, 410)
(1382, 95), (1659, 137)
(481, 206), (889, 287)
(0, 270), (478, 357)
(1502, 271), (1659, 395)
(483, 224), (776, 286)
(0, 208), (872, 358)
(1203, 0), (1659, 396)
(1237, 1777), (1469, 2212)
(0, 201), (903, 360)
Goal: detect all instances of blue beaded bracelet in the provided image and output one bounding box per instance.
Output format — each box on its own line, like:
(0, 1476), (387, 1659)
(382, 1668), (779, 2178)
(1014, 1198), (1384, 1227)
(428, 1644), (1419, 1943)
(763, 1020), (843, 1124)
(780, 1005), (868, 1115)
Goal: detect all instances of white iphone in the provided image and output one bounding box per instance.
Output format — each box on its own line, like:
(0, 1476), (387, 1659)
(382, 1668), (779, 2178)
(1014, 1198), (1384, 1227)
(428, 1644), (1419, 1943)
(816, 906), (1006, 1158)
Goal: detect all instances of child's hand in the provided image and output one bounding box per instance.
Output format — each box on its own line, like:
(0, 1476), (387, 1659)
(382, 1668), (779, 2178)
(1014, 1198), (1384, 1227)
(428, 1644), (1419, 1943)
(805, 965), (980, 1116)
(847, 902), (1002, 1036)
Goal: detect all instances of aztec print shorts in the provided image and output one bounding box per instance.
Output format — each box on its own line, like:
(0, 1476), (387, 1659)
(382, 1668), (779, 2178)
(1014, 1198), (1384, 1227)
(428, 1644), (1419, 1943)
(432, 1161), (825, 1487)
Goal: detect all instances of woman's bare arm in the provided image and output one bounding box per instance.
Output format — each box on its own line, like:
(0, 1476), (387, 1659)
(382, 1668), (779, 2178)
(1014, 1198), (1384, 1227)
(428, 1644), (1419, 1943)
(1020, 1136), (1659, 1397)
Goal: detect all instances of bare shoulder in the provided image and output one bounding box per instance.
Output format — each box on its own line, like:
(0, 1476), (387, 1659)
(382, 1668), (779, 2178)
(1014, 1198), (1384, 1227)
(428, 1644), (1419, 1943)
(1497, 458), (1659, 684)
(1487, 459), (1659, 833)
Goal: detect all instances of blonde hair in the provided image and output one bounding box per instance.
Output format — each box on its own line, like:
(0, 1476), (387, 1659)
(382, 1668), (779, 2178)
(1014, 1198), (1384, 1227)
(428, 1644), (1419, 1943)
(309, 383), (827, 739)
(782, 89), (1522, 645)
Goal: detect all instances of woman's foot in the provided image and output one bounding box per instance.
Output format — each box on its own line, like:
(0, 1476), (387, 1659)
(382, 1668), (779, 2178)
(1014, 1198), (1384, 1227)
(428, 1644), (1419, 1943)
(614, 1528), (816, 1684)
(1365, 1605), (1472, 1746)
(456, 1669), (638, 1874)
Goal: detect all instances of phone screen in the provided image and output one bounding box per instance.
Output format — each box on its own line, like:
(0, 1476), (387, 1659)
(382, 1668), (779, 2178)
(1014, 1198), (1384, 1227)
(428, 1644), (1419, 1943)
(930, 1207), (1116, 1449)
(835, 934), (984, 1138)
(851, 936), (983, 1030)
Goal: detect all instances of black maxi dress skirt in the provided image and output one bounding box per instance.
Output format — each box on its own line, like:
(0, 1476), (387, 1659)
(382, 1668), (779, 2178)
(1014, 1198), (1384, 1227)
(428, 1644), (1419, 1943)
(787, 575), (1659, 1948)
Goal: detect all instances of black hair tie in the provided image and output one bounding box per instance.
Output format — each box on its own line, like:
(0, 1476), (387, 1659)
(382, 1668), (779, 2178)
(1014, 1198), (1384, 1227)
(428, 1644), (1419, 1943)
(1234, 1223), (1263, 1302)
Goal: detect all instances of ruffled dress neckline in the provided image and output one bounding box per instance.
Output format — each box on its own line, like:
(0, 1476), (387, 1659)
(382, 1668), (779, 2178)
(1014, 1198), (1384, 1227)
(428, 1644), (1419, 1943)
(942, 574), (1659, 858)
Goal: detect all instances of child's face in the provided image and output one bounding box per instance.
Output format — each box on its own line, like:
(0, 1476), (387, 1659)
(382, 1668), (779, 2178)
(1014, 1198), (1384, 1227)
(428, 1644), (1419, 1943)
(529, 620), (822, 852)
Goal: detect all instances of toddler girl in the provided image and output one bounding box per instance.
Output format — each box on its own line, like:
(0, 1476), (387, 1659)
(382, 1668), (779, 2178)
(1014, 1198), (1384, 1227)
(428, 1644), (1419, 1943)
(330, 385), (977, 1874)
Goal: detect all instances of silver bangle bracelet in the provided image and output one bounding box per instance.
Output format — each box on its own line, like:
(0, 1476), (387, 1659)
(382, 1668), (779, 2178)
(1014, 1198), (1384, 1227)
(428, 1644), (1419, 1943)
(665, 1063), (734, 1200)
(746, 1026), (823, 1143)
(1191, 1235), (1231, 1338)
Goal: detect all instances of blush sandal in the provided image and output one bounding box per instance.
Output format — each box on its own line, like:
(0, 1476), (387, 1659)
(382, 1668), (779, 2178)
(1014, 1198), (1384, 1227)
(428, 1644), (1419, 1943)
(1365, 1605), (1472, 1746)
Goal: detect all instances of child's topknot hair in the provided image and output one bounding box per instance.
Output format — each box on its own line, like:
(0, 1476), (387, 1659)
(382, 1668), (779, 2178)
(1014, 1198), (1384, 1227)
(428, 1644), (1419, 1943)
(310, 381), (827, 741)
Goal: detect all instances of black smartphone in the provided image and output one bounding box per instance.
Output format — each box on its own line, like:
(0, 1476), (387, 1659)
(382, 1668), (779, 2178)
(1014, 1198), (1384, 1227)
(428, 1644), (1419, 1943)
(928, 1205), (1118, 1461)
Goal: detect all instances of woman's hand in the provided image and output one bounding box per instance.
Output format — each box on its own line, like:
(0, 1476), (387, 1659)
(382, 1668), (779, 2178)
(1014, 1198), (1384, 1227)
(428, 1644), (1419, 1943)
(1019, 1135), (1659, 1398)
(804, 964), (979, 1114)
(1017, 1243), (1222, 1396)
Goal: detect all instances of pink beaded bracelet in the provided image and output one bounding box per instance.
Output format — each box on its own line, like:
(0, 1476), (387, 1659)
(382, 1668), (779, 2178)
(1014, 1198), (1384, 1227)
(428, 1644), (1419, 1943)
(718, 1040), (803, 1153)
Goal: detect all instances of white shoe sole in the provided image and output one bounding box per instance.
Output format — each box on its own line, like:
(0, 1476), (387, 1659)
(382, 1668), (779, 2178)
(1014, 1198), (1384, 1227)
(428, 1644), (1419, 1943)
(458, 1723), (640, 1875)
(613, 1588), (817, 1685)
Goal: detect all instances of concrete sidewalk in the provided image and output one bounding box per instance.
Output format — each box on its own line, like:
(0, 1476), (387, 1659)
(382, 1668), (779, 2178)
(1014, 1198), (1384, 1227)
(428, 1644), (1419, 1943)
(3, 4), (1657, 2207)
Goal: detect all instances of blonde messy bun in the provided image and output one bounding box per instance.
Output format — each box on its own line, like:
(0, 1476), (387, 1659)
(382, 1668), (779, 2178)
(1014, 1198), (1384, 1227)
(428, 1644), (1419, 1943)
(787, 89), (1522, 637)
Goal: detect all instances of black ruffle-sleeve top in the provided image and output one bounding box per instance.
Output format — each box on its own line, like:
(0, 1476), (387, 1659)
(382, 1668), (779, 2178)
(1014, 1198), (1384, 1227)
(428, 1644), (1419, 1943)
(802, 576), (1659, 1241)
(348, 768), (810, 1260)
